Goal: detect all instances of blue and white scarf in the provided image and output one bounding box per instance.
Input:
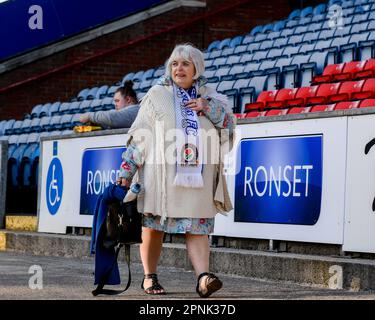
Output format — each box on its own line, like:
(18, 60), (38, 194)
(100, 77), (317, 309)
(173, 83), (203, 188)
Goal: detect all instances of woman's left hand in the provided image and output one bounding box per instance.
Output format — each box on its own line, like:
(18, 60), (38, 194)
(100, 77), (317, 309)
(185, 98), (209, 112)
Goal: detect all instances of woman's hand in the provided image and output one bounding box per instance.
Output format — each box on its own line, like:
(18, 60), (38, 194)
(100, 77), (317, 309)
(185, 98), (209, 112)
(117, 177), (130, 188)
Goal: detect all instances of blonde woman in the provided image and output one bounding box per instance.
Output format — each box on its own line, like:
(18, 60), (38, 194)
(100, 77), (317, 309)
(118, 43), (235, 298)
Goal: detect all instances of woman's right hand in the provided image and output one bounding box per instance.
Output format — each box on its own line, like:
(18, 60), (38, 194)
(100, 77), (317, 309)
(117, 178), (130, 188)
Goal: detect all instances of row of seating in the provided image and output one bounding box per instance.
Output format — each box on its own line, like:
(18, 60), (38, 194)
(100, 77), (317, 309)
(0, 114), (82, 136)
(245, 77), (375, 111)
(312, 58), (375, 83)
(236, 98), (375, 118)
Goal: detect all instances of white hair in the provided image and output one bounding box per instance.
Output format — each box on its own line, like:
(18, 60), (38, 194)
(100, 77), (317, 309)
(164, 44), (205, 80)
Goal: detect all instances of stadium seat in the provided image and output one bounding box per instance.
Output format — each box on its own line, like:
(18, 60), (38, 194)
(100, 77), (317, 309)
(309, 104), (335, 113)
(352, 78), (375, 99)
(312, 63), (346, 84)
(207, 40), (220, 52)
(29, 118), (41, 133)
(238, 76), (268, 112)
(58, 102), (71, 115)
(243, 111), (264, 118)
(90, 99), (103, 112)
(306, 83), (341, 105)
(48, 102), (61, 116)
(359, 99), (375, 108)
(287, 107), (311, 114)
(266, 88), (299, 109)
(107, 85), (120, 97)
(265, 109), (287, 117)
(30, 104), (43, 119)
(122, 72), (135, 84)
(6, 120), (23, 135)
(68, 101), (81, 114)
(86, 87), (99, 100)
(250, 25), (263, 36)
(245, 90), (278, 111)
(334, 61), (367, 81)
(20, 119), (32, 134)
(354, 59), (375, 78)
(327, 80), (365, 102)
(95, 85), (109, 99)
(334, 101), (361, 110)
(77, 88), (90, 101)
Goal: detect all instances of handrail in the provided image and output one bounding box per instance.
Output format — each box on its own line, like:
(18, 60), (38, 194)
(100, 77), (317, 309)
(0, 0), (250, 94)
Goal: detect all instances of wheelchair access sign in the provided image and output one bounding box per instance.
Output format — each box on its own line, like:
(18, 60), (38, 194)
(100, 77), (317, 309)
(46, 155), (64, 215)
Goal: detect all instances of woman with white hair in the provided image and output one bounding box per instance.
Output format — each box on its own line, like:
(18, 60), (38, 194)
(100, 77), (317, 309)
(117, 43), (235, 297)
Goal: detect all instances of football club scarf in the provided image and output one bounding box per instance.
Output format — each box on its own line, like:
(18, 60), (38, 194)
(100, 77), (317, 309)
(173, 82), (203, 188)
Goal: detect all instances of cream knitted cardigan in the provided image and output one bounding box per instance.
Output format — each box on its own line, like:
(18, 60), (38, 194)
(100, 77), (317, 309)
(124, 83), (234, 224)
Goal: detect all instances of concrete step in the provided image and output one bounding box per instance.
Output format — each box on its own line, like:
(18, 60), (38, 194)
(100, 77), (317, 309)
(1, 230), (375, 292)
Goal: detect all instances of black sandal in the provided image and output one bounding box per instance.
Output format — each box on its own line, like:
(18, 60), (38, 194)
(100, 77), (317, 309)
(196, 272), (223, 298)
(141, 273), (166, 295)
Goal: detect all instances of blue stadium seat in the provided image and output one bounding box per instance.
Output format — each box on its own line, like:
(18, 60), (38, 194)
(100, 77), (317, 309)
(8, 134), (29, 187)
(247, 42), (261, 53)
(209, 49), (223, 60)
(288, 9), (301, 20)
(341, 32), (370, 62)
(48, 102), (61, 116)
(29, 118), (41, 133)
(19, 133), (40, 187)
(30, 104), (43, 119)
(58, 102), (71, 115)
(273, 38), (288, 48)
(139, 79), (152, 92)
(359, 31), (375, 60)
(86, 87), (99, 100)
(107, 85), (120, 97)
(0, 120), (6, 135)
(204, 69), (216, 81)
(90, 99), (103, 112)
(299, 43), (317, 55)
(132, 71), (144, 82)
(215, 66), (231, 80)
(282, 45), (301, 57)
(77, 88), (90, 101)
(59, 114), (74, 130)
(153, 67), (165, 79)
(313, 3), (327, 15)
(218, 38), (231, 50)
(281, 28), (295, 38)
(222, 47), (235, 57)
(207, 40), (220, 52)
(252, 51), (268, 62)
(288, 34), (304, 46)
(78, 100), (92, 112)
(142, 68), (155, 81)
(262, 24), (274, 34)
(3, 120), (15, 136)
(252, 60), (278, 90)
(37, 103), (50, 118)
(300, 51), (329, 87)
(253, 33), (268, 43)
(351, 22), (369, 34)
(307, 22), (324, 32)
(242, 35), (255, 45)
(68, 101), (81, 114)
(301, 7), (314, 18)
(310, 14), (326, 24)
(352, 12), (369, 24)
(46, 115), (63, 131)
(233, 45), (247, 55)
(259, 40), (274, 51)
(282, 54), (311, 88)
(231, 78), (250, 113)
(122, 72), (135, 84)
(6, 120), (23, 135)
(250, 25), (263, 36)
(20, 119), (32, 134)
(273, 21), (286, 32)
(297, 17), (313, 26)
(71, 114), (83, 128)
(285, 19), (298, 29)
(295, 25), (309, 35)
(267, 31), (282, 40)
(95, 85), (109, 99)
(39, 116), (52, 132)
(101, 97), (114, 110)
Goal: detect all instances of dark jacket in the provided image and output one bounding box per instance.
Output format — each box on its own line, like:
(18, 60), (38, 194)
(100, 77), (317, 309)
(90, 184), (127, 285)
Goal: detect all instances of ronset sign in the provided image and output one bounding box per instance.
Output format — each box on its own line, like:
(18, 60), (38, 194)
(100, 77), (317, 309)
(234, 135), (323, 225)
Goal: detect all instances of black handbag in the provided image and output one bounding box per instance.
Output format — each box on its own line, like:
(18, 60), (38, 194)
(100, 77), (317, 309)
(92, 197), (142, 296)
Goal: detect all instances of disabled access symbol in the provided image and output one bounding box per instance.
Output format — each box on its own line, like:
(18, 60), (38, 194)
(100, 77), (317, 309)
(46, 157), (63, 215)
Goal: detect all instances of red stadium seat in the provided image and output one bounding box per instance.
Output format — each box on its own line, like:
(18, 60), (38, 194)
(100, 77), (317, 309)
(245, 90), (277, 111)
(312, 63), (345, 84)
(334, 61), (367, 81)
(333, 101), (360, 110)
(265, 109), (287, 116)
(306, 83), (341, 105)
(244, 111), (264, 118)
(266, 88), (298, 109)
(359, 99), (375, 108)
(352, 78), (375, 100)
(310, 104), (335, 113)
(285, 86), (319, 107)
(328, 80), (365, 103)
(354, 59), (375, 79)
(287, 107), (310, 114)
(234, 113), (244, 119)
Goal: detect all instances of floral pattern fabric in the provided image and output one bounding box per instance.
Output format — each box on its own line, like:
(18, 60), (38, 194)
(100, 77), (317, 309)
(143, 215), (215, 235)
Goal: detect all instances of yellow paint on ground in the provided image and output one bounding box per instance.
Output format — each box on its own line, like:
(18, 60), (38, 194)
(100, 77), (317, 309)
(5, 216), (37, 231)
(0, 232), (6, 251)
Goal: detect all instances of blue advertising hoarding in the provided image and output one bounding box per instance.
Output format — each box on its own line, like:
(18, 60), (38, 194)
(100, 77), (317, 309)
(80, 146), (125, 215)
(234, 135), (323, 225)
(0, 0), (169, 61)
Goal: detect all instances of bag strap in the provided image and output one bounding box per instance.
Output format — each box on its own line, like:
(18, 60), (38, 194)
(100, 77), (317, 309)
(92, 244), (131, 296)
